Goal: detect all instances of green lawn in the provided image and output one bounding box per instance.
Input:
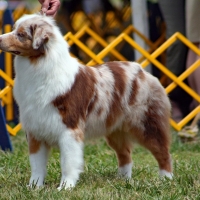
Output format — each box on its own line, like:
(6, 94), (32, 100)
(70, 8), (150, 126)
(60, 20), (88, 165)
(0, 129), (200, 200)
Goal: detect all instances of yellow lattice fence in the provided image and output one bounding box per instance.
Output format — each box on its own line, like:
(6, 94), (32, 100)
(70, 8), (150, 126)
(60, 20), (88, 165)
(65, 26), (200, 131)
(1, 17), (200, 135)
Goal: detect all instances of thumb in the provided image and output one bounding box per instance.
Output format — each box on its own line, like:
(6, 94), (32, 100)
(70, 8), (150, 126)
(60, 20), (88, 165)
(40, 0), (49, 14)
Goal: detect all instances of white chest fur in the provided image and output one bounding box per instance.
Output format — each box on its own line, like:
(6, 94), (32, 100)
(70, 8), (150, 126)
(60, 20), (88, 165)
(13, 55), (79, 144)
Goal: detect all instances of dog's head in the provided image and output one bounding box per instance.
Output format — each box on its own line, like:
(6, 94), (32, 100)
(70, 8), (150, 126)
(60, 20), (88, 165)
(0, 13), (55, 57)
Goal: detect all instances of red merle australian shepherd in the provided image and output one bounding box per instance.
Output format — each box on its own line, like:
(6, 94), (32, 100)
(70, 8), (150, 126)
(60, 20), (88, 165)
(0, 13), (173, 190)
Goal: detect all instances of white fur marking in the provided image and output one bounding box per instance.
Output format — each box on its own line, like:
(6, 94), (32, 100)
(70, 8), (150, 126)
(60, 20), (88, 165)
(58, 131), (84, 190)
(159, 170), (173, 179)
(118, 162), (133, 178)
(29, 143), (50, 187)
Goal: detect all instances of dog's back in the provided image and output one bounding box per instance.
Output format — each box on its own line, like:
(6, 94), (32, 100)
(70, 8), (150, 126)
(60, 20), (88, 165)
(81, 61), (171, 140)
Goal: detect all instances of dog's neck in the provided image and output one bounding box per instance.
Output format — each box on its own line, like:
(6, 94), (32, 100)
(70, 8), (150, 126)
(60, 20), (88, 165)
(14, 36), (80, 91)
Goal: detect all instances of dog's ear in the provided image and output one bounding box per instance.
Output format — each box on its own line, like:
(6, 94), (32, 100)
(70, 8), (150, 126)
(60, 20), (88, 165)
(31, 24), (49, 52)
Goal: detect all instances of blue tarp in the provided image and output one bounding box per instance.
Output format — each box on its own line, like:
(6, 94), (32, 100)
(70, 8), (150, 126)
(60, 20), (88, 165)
(0, 102), (12, 151)
(0, 9), (14, 151)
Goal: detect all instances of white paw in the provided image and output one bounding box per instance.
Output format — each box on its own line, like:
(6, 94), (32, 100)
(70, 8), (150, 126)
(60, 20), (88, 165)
(57, 179), (75, 191)
(27, 182), (44, 189)
(27, 184), (43, 190)
(118, 162), (133, 179)
(159, 169), (173, 179)
(28, 176), (44, 188)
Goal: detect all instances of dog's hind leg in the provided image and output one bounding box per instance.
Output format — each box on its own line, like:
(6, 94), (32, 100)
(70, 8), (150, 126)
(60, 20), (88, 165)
(142, 138), (173, 179)
(57, 129), (84, 190)
(132, 124), (173, 179)
(106, 131), (133, 178)
(27, 133), (50, 187)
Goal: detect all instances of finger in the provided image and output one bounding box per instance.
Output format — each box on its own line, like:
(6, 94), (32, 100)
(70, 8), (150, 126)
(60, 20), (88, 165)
(46, 1), (60, 16)
(40, 0), (50, 14)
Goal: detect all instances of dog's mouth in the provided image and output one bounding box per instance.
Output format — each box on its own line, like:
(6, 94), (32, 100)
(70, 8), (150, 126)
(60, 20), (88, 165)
(10, 51), (20, 55)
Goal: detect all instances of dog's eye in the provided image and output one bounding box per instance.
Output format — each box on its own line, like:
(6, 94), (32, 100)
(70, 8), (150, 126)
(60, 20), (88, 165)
(17, 33), (25, 37)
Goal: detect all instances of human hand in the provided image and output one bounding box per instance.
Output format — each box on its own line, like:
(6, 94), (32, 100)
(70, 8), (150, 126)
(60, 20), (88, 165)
(38, 0), (60, 17)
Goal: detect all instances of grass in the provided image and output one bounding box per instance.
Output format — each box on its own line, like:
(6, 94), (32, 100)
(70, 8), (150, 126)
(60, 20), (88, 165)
(0, 129), (200, 200)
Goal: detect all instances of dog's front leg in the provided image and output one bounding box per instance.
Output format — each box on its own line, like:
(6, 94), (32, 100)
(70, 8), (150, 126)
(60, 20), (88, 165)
(27, 133), (50, 188)
(57, 130), (84, 190)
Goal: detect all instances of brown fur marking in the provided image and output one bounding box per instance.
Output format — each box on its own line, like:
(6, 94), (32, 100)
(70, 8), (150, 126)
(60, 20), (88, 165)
(129, 78), (139, 105)
(28, 133), (41, 154)
(97, 107), (103, 116)
(107, 62), (126, 96)
(73, 128), (84, 142)
(143, 98), (170, 146)
(106, 132), (132, 167)
(121, 61), (131, 67)
(128, 69), (145, 105)
(131, 95), (172, 172)
(138, 69), (145, 80)
(105, 62), (127, 128)
(29, 54), (45, 64)
(117, 148), (132, 167)
(52, 66), (96, 129)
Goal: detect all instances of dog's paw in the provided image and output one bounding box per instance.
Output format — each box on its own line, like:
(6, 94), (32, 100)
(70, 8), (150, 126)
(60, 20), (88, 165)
(159, 170), (173, 179)
(28, 177), (44, 189)
(27, 183), (44, 190)
(118, 162), (133, 179)
(57, 179), (75, 191)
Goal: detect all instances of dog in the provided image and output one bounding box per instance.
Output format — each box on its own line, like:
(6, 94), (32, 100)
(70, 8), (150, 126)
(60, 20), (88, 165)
(0, 13), (173, 190)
